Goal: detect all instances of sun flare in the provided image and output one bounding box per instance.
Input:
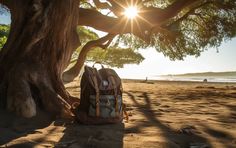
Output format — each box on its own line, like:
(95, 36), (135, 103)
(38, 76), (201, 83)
(124, 6), (138, 19)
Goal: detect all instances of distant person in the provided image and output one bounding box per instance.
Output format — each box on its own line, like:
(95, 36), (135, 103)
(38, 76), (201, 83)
(203, 79), (208, 82)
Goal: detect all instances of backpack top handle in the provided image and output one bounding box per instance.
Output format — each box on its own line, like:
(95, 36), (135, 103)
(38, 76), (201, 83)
(92, 62), (104, 69)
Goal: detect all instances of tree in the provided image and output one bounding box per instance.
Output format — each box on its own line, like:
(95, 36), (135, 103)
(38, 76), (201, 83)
(0, 0), (235, 118)
(0, 24), (9, 49)
(0, 24), (144, 82)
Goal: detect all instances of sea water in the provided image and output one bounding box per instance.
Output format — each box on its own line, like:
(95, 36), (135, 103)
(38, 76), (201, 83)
(154, 75), (236, 83)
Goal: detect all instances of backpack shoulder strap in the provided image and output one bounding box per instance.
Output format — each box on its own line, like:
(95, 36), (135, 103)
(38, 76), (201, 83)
(84, 66), (100, 117)
(109, 75), (119, 115)
(90, 68), (100, 117)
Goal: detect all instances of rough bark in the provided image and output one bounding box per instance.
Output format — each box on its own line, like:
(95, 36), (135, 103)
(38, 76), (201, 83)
(0, 0), (80, 118)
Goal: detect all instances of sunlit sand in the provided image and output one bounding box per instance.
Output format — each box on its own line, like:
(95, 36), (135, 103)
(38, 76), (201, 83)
(1, 79), (235, 147)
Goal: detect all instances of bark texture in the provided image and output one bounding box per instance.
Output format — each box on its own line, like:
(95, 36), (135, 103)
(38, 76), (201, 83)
(63, 34), (115, 83)
(0, 0), (80, 118)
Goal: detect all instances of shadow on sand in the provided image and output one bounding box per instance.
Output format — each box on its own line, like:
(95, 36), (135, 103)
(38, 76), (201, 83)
(56, 122), (124, 148)
(0, 110), (124, 148)
(124, 91), (212, 148)
(0, 109), (53, 147)
(1, 86), (235, 147)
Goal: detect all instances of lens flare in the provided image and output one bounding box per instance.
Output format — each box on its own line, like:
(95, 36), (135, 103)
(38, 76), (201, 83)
(124, 7), (138, 19)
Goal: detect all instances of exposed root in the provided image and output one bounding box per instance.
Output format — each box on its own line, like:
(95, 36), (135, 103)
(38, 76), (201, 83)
(5, 62), (76, 118)
(7, 65), (37, 118)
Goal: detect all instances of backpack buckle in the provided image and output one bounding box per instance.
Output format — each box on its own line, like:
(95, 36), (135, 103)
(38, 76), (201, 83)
(106, 99), (111, 106)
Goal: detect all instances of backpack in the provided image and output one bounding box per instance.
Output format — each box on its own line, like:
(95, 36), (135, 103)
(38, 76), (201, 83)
(75, 63), (124, 124)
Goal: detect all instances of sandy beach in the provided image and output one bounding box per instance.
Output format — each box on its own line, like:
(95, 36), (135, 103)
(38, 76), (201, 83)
(0, 79), (236, 148)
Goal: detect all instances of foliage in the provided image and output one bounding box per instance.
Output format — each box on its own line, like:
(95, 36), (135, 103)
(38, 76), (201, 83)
(0, 24), (9, 49)
(1, 1), (236, 63)
(73, 27), (145, 68)
(114, 0), (236, 60)
(77, 26), (99, 43)
(72, 46), (144, 68)
(87, 47), (144, 68)
(155, 0), (236, 60)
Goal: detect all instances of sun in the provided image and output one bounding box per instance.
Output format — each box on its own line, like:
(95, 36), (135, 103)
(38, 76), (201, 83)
(124, 6), (138, 19)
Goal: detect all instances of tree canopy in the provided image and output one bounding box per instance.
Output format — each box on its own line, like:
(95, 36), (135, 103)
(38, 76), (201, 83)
(1, 0), (236, 62)
(73, 26), (144, 68)
(78, 0), (236, 60)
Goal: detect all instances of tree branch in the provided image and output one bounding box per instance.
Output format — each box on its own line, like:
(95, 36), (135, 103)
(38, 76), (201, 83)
(79, 8), (153, 42)
(164, 1), (212, 30)
(62, 34), (116, 83)
(79, 0), (202, 42)
(138, 0), (201, 26)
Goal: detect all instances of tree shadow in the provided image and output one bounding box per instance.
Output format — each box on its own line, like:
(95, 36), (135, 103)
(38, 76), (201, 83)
(124, 91), (212, 148)
(199, 123), (236, 148)
(0, 109), (124, 148)
(56, 122), (124, 148)
(169, 86), (236, 101)
(123, 84), (236, 147)
(0, 109), (53, 147)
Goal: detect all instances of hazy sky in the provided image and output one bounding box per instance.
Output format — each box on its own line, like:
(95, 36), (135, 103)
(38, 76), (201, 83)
(114, 40), (236, 79)
(1, 13), (236, 79)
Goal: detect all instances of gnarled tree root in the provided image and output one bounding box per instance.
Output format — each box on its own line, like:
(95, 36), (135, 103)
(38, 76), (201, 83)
(5, 62), (75, 118)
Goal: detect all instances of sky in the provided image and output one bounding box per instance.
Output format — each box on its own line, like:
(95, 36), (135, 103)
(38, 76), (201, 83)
(1, 12), (236, 79)
(114, 41), (236, 79)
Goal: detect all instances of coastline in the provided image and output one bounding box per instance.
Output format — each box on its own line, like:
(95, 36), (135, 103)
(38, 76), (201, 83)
(121, 78), (236, 85)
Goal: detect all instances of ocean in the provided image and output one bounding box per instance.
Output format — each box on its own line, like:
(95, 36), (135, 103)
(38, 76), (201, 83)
(120, 72), (236, 83)
(154, 75), (236, 83)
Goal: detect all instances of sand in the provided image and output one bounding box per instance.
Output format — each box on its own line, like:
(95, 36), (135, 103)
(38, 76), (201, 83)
(0, 80), (236, 148)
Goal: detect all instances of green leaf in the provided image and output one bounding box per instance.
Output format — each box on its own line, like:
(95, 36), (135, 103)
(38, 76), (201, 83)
(0, 24), (9, 49)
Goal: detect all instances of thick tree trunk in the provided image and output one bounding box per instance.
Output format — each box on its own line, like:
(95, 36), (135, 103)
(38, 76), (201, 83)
(0, 0), (80, 118)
